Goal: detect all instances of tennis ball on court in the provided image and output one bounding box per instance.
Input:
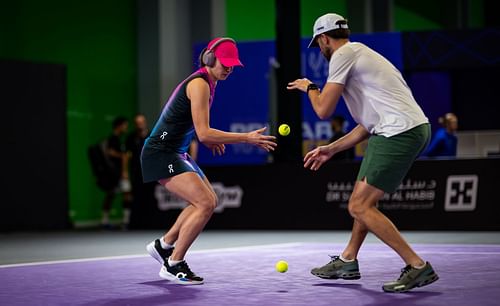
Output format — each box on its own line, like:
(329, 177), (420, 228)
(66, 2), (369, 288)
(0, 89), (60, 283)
(278, 124), (290, 136)
(275, 260), (288, 273)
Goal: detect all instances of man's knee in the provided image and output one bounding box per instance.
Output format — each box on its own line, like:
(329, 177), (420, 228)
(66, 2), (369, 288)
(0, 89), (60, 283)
(348, 180), (384, 219)
(348, 201), (363, 219)
(348, 195), (373, 219)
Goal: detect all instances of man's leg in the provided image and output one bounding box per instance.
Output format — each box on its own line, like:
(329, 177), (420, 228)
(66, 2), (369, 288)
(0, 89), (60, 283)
(348, 179), (423, 267)
(341, 219), (369, 260)
(310, 182), (373, 280)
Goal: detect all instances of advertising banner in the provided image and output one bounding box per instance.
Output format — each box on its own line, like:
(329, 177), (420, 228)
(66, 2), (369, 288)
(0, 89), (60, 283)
(135, 158), (500, 230)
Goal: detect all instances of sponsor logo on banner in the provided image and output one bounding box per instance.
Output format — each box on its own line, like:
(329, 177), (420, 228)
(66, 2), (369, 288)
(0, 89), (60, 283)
(325, 179), (437, 210)
(155, 183), (243, 213)
(445, 175), (478, 211)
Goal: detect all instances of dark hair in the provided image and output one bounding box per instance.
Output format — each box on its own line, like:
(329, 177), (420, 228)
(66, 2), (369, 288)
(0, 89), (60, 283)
(438, 113), (457, 127)
(323, 20), (350, 39)
(323, 28), (351, 39)
(112, 116), (128, 129)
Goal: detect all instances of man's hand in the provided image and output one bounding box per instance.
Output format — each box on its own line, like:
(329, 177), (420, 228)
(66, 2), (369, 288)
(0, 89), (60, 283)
(286, 78), (313, 93)
(303, 145), (335, 171)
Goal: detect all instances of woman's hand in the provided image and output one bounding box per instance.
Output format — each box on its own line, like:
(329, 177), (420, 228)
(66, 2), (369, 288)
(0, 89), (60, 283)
(206, 143), (226, 156)
(246, 127), (277, 152)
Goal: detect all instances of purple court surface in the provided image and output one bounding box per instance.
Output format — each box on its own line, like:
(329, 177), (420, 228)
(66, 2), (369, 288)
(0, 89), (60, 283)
(1, 242), (500, 306)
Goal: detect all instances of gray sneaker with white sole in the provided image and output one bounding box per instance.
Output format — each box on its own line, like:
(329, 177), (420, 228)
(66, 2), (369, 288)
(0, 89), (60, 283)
(382, 262), (439, 293)
(311, 255), (361, 280)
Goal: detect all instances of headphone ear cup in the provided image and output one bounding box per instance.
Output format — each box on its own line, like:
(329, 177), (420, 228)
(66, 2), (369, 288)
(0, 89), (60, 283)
(203, 50), (215, 67)
(203, 37), (235, 67)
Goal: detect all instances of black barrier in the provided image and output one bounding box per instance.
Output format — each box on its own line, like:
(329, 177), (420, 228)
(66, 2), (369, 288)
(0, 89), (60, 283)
(136, 158), (500, 230)
(1, 60), (69, 231)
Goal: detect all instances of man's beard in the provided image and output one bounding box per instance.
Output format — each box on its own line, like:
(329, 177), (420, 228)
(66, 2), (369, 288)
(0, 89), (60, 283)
(321, 46), (334, 62)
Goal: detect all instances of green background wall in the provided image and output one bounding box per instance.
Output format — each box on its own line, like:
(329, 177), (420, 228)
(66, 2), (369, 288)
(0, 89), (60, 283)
(0, 0), (137, 225)
(0, 0), (488, 227)
(225, 0), (348, 40)
(225, 0), (485, 40)
(394, 0), (484, 31)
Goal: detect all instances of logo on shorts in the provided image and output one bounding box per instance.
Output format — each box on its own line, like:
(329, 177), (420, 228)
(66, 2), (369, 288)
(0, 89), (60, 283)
(444, 175), (478, 211)
(160, 131), (168, 140)
(168, 164), (174, 173)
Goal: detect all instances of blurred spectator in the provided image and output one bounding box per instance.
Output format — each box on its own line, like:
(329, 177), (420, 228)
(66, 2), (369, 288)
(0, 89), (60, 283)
(125, 114), (154, 228)
(424, 113), (458, 157)
(126, 114), (149, 185)
(329, 115), (354, 160)
(101, 116), (132, 228)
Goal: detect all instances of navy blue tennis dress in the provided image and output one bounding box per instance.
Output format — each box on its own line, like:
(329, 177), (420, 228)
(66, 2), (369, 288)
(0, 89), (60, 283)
(141, 67), (215, 183)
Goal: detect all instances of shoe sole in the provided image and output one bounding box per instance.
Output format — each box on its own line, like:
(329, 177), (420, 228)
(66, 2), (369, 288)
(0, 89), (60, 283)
(159, 267), (204, 285)
(311, 271), (361, 280)
(146, 241), (165, 265)
(383, 273), (439, 293)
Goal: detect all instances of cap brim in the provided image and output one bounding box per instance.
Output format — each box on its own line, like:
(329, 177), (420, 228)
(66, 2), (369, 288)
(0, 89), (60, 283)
(219, 58), (244, 67)
(307, 35), (319, 48)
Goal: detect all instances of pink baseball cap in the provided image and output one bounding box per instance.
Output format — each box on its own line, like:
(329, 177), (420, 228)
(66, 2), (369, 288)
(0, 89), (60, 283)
(207, 37), (244, 67)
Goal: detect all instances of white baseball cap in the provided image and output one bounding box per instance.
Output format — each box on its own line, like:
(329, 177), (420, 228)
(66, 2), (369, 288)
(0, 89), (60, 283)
(308, 13), (349, 48)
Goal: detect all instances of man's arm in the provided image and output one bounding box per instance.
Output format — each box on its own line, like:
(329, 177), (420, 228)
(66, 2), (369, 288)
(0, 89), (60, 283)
(287, 79), (344, 120)
(303, 124), (369, 171)
(328, 124), (370, 155)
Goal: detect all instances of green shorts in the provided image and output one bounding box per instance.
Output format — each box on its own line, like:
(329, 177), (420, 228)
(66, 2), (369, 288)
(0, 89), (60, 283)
(357, 123), (431, 193)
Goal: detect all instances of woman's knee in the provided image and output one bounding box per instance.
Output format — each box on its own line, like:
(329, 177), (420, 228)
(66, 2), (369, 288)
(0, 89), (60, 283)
(196, 192), (217, 214)
(212, 191), (219, 209)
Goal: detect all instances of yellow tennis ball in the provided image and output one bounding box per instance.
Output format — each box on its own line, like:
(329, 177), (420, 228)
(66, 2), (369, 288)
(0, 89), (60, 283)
(275, 260), (288, 273)
(278, 124), (290, 136)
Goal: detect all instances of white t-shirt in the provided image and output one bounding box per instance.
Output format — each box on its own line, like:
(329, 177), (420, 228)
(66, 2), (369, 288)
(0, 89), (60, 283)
(327, 42), (428, 137)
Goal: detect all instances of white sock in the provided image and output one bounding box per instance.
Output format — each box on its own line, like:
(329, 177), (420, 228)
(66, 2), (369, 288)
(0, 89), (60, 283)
(159, 238), (174, 250)
(168, 258), (183, 267)
(413, 262), (426, 269)
(340, 254), (355, 262)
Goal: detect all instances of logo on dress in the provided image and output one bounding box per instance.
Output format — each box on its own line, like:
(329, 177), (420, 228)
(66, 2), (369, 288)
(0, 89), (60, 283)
(160, 131), (168, 140)
(168, 164), (174, 173)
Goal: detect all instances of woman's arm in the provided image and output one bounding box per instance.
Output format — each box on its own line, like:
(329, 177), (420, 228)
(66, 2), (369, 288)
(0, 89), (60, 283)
(188, 78), (276, 151)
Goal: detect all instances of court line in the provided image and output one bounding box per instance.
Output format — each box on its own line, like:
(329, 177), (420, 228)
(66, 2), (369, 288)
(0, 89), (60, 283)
(1, 242), (499, 268)
(0, 242), (303, 268)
